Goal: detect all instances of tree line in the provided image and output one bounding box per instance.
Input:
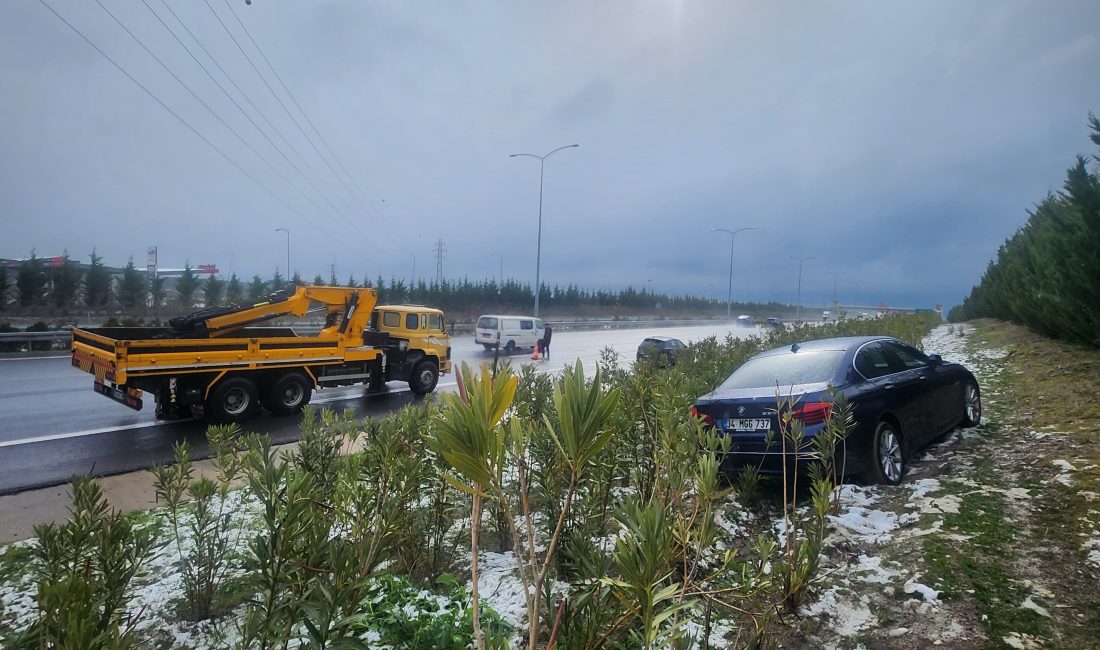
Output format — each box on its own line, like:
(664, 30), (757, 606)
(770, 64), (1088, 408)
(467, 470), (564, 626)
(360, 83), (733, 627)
(950, 113), (1100, 346)
(0, 253), (792, 318)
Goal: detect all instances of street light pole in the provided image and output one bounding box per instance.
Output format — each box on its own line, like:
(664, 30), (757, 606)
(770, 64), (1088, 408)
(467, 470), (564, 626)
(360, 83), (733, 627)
(826, 271), (844, 306)
(275, 228), (290, 287)
(710, 227), (758, 319)
(509, 144), (579, 318)
(790, 256), (813, 321)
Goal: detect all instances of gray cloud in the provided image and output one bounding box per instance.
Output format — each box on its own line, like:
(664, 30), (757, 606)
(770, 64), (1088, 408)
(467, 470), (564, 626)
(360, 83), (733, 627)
(1, 0), (1098, 309)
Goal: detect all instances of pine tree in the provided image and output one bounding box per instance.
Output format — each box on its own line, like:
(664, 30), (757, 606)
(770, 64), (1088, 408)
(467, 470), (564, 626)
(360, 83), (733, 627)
(225, 273), (243, 304)
(271, 269), (285, 292)
(291, 270), (304, 286)
(150, 276), (166, 312)
(312, 274), (325, 286)
(175, 263), (199, 309)
(248, 275), (268, 301)
(84, 250), (111, 307)
(118, 258), (148, 309)
(204, 275), (225, 307)
(52, 252), (82, 309)
(345, 275), (359, 288)
(0, 264), (8, 310)
(16, 252), (47, 307)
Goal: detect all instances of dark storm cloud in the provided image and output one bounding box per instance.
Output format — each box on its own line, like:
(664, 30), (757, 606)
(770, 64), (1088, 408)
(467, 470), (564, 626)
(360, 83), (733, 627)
(1, 0), (1098, 308)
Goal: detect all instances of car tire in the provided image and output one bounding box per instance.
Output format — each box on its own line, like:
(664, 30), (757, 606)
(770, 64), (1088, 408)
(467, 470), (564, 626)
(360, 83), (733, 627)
(409, 360), (439, 395)
(207, 376), (260, 423)
(504, 340), (516, 355)
(482, 344), (496, 352)
(263, 372), (312, 416)
(961, 381), (981, 427)
(862, 420), (905, 485)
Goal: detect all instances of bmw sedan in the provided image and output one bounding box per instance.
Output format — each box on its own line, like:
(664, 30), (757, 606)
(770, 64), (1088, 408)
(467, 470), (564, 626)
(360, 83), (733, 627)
(691, 336), (982, 484)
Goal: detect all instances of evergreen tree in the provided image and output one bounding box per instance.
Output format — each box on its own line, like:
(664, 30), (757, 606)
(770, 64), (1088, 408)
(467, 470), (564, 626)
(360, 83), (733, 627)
(204, 275), (225, 307)
(248, 275), (268, 301)
(291, 270), (304, 286)
(84, 250), (111, 307)
(345, 275), (359, 288)
(0, 264), (8, 310)
(175, 263), (199, 308)
(271, 268), (285, 292)
(52, 252), (82, 309)
(118, 258), (148, 309)
(150, 276), (166, 312)
(16, 252), (47, 307)
(225, 273), (243, 304)
(312, 274), (325, 286)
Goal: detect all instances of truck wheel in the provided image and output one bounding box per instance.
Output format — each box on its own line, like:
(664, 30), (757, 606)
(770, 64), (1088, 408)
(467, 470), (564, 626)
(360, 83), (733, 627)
(263, 372), (312, 416)
(409, 360), (439, 395)
(504, 340), (516, 355)
(207, 376), (259, 423)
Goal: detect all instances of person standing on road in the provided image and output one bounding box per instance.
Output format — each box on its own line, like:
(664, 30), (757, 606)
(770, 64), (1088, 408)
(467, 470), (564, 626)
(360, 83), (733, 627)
(540, 324), (552, 361)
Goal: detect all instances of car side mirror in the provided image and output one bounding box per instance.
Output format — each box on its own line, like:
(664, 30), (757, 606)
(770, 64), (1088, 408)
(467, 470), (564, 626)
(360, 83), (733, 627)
(928, 354), (943, 364)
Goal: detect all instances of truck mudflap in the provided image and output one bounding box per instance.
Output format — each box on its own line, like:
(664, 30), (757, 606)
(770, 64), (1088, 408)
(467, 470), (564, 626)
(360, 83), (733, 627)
(93, 381), (143, 411)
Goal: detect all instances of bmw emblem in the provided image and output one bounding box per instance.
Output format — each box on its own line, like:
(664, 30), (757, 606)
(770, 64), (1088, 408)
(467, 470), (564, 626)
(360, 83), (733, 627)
(737, 405), (746, 415)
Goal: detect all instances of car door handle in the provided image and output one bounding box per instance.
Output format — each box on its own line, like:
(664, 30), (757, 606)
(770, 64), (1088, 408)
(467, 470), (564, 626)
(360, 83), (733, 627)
(883, 383), (895, 390)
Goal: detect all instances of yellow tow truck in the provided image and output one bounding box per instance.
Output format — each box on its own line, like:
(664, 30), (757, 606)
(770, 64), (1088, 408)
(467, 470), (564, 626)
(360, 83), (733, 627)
(70, 286), (451, 422)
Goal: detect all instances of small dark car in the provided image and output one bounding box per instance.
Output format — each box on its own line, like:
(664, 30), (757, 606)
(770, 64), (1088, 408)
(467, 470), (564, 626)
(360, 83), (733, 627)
(691, 336), (981, 484)
(636, 336), (686, 365)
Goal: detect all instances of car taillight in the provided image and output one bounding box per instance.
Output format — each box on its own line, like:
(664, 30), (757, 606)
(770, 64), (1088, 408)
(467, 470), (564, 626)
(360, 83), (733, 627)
(690, 406), (715, 428)
(792, 402), (831, 426)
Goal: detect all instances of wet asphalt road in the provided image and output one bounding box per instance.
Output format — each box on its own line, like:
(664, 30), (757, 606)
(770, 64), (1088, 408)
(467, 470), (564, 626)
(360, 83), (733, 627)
(0, 323), (761, 494)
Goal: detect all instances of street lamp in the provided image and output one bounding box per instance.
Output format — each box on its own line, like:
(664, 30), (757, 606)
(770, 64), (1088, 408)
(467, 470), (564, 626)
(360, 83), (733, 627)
(826, 271), (844, 306)
(790, 256), (813, 321)
(710, 227), (758, 319)
(275, 228), (290, 288)
(489, 253), (503, 292)
(509, 144), (579, 318)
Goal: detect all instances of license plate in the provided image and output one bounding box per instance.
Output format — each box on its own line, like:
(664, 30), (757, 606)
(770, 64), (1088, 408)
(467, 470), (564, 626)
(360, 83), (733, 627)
(722, 418), (771, 432)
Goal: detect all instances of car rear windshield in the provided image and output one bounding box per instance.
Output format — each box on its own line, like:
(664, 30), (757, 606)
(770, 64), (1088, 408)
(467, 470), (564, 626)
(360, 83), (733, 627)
(478, 317), (498, 329)
(718, 350), (844, 390)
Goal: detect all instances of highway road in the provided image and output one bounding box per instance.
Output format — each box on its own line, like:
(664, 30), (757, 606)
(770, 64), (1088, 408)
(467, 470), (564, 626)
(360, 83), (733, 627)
(0, 323), (762, 494)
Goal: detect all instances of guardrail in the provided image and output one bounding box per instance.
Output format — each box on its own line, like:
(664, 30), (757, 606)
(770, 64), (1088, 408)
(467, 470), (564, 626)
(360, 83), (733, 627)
(0, 318), (742, 352)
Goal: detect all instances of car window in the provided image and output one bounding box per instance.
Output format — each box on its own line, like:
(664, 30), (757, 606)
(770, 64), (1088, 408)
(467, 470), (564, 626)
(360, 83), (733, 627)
(429, 314), (443, 330)
(884, 341), (929, 370)
(405, 313), (418, 330)
(504, 319), (520, 330)
(478, 317), (498, 329)
(520, 320), (533, 330)
(855, 342), (893, 379)
(718, 350), (844, 390)
(382, 311), (400, 328)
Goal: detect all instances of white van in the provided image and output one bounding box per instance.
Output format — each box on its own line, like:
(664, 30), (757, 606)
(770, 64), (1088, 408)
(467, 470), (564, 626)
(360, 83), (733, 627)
(475, 314), (543, 354)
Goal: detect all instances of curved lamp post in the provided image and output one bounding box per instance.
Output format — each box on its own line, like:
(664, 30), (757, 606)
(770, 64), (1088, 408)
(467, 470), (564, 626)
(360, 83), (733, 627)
(710, 227), (758, 319)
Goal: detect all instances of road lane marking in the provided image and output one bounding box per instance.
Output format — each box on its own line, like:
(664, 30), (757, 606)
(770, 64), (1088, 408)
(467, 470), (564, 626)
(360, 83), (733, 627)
(0, 362), (576, 448)
(0, 355), (69, 362)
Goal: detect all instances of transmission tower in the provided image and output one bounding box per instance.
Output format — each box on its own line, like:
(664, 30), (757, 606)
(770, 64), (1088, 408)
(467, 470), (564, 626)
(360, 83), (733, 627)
(433, 238), (446, 285)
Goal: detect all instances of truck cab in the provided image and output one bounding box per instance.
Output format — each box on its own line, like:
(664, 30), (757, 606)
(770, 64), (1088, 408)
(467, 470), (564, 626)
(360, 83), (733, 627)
(368, 305), (452, 394)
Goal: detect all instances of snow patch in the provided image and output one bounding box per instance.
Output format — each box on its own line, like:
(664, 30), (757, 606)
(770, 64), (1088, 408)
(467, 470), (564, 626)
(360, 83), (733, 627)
(1019, 596), (1050, 618)
(800, 587), (876, 636)
(903, 581), (940, 602)
(829, 506), (917, 544)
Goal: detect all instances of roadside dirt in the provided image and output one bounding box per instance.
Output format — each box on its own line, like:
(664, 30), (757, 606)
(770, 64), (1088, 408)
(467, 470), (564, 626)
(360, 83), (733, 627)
(783, 321), (1100, 649)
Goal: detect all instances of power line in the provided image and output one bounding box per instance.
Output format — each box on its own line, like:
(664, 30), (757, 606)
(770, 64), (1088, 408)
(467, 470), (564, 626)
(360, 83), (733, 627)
(91, 0), (339, 227)
(36, 0), (334, 240)
(202, 0), (402, 256)
(139, 0), (363, 232)
(433, 238), (446, 285)
(222, 0), (404, 246)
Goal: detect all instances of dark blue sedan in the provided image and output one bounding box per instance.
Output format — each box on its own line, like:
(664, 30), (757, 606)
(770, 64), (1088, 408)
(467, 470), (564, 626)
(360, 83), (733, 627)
(691, 336), (982, 484)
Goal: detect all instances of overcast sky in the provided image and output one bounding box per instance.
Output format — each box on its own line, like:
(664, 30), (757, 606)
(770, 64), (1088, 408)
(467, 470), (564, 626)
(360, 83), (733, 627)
(2, 0), (1098, 308)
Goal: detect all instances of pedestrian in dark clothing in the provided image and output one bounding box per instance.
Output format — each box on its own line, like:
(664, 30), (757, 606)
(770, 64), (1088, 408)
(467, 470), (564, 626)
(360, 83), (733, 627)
(541, 325), (552, 360)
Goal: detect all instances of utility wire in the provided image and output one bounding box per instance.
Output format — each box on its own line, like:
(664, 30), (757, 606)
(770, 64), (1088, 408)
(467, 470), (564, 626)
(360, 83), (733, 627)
(140, 0), (367, 236)
(91, 0), (345, 229)
(203, 0), (404, 259)
(221, 0), (405, 247)
(36, 0), (335, 240)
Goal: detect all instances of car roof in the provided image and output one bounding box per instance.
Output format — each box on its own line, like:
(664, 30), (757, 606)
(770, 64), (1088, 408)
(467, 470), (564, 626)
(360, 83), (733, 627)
(753, 335), (894, 358)
(376, 305), (444, 315)
(642, 336), (678, 342)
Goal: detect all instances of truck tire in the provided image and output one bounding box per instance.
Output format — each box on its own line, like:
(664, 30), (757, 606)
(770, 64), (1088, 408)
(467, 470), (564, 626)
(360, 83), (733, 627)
(504, 340), (516, 355)
(263, 372), (312, 416)
(409, 360), (439, 395)
(207, 376), (260, 423)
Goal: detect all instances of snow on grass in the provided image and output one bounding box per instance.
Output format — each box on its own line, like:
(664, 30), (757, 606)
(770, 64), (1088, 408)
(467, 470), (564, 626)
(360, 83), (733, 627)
(799, 587), (876, 636)
(903, 580), (940, 602)
(829, 506), (918, 544)
(851, 554), (898, 584)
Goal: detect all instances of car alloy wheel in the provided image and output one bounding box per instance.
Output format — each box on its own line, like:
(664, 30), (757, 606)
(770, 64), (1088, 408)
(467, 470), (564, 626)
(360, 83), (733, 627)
(878, 428), (903, 483)
(965, 383), (981, 426)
